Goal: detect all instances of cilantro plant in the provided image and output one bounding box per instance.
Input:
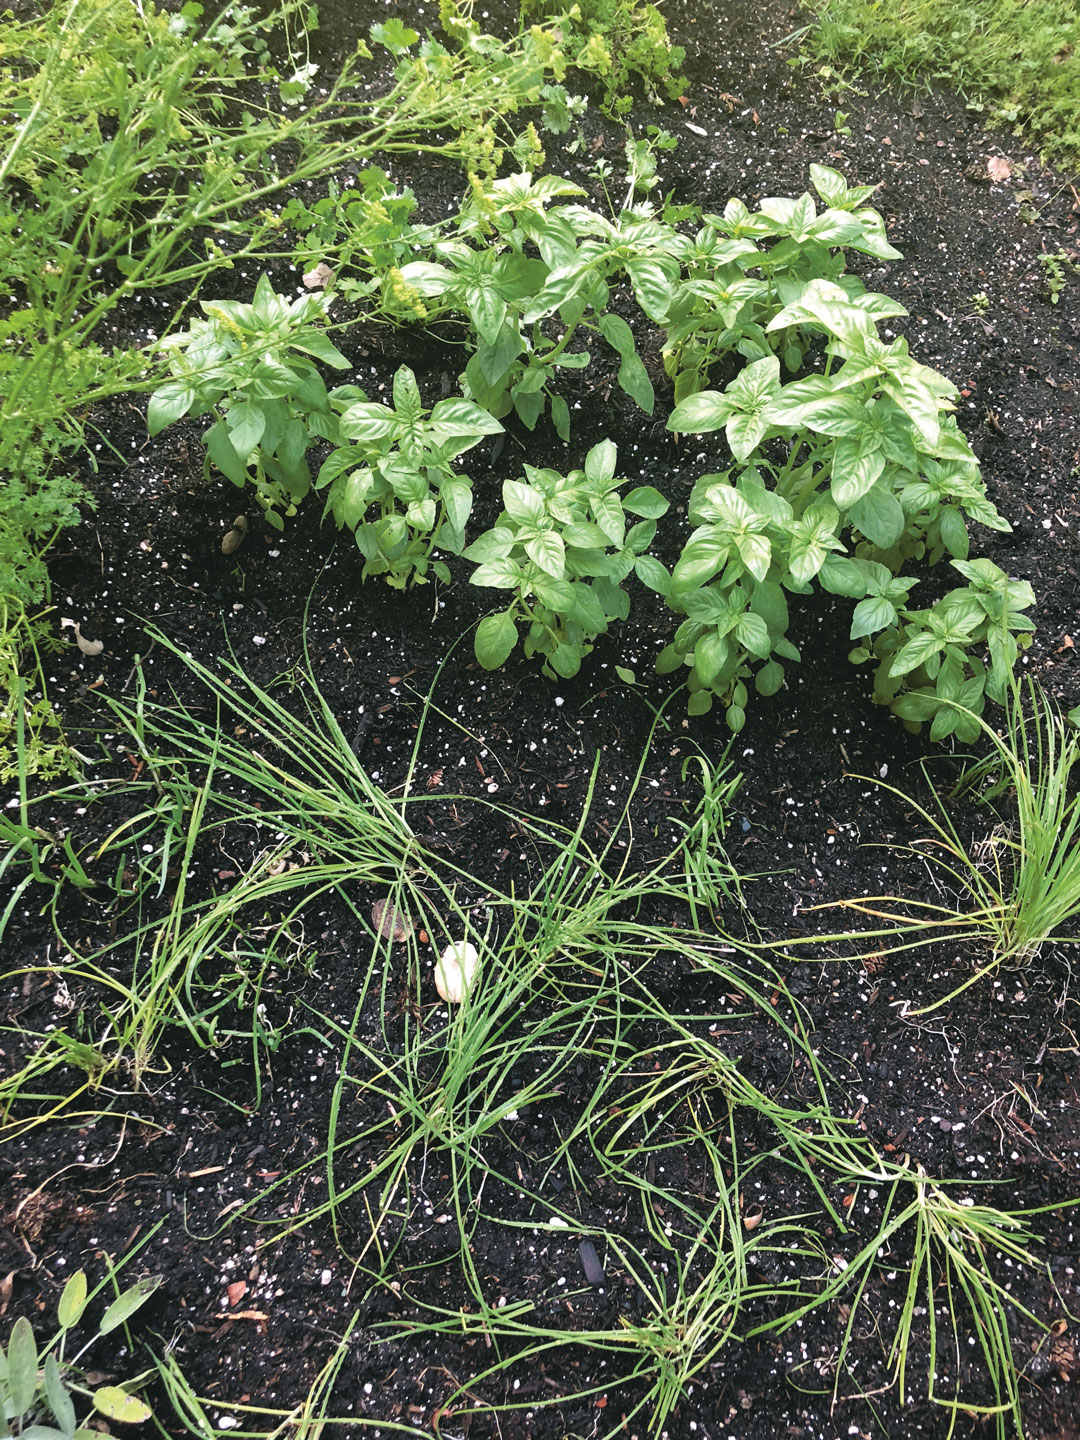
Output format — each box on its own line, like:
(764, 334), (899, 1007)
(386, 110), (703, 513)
(149, 276), (350, 530)
(281, 168), (420, 298)
(517, 0), (686, 115)
(465, 440), (668, 677)
(317, 366), (503, 586)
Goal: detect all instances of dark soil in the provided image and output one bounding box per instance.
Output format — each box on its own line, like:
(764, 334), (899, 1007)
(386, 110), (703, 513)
(3, 2), (1080, 1438)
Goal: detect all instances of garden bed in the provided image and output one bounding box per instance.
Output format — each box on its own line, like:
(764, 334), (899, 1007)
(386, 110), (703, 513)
(3, 1), (1080, 1437)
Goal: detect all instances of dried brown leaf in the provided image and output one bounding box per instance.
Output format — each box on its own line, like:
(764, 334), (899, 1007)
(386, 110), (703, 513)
(302, 262), (335, 289)
(372, 897), (413, 943)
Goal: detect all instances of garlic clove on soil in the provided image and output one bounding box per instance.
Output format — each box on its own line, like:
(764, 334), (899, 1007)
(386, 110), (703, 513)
(435, 941), (480, 1003)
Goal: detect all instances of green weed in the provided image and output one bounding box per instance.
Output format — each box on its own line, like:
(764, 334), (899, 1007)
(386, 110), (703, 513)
(802, 0), (1080, 168)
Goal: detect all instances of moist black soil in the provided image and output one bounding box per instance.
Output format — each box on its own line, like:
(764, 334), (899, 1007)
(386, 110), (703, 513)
(3, 2), (1080, 1437)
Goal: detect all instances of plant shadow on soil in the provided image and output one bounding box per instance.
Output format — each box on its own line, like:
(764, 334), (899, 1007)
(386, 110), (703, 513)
(3, 0), (1080, 1437)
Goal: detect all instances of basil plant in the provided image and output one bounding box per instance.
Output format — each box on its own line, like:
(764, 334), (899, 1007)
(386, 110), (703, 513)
(465, 439), (669, 678)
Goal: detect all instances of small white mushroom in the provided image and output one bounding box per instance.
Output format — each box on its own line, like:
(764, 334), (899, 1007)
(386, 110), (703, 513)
(60, 618), (104, 656)
(435, 941), (480, 1004)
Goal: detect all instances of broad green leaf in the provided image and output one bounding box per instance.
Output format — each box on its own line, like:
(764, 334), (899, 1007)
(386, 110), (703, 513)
(626, 257), (675, 322)
(655, 644), (684, 675)
(882, 370), (942, 447)
(735, 531), (771, 582)
(729, 354), (781, 409)
(750, 580), (789, 637)
(532, 575), (577, 610)
(470, 558), (521, 589)
(340, 470), (372, 530)
(634, 555), (670, 595)
(205, 420), (248, 486)
(851, 208), (904, 260)
(889, 631), (945, 678)
(929, 706), (957, 741)
(755, 660), (784, 697)
(818, 556), (870, 598)
(315, 443), (365, 489)
(591, 492), (624, 546)
(525, 530), (566, 578)
(808, 163), (848, 208)
(551, 395), (571, 441)
(57, 1271), (88, 1330)
(92, 1388), (151, 1425)
(725, 703), (746, 733)
(396, 260), (455, 295)
(466, 284), (507, 345)
(503, 480), (546, 525)
(513, 385), (545, 430)
(226, 400), (266, 457)
(462, 526), (514, 563)
(512, 365), (548, 395)
(623, 486), (668, 519)
(147, 381), (195, 436)
(8, 1316), (38, 1417)
(562, 520), (610, 549)
(550, 644), (582, 678)
(585, 439), (618, 486)
(726, 411), (769, 462)
(338, 402), (398, 444)
(371, 509), (406, 547)
(890, 689), (939, 723)
(291, 330), (350, 369)
(808, 209), (866, 245)
(672, 531), (730, 590)
(598, 313), (654, 415)
(615, 665), (636, 684)
(668, 390), (729, 434)
(788, 533), (829, 585)
(440, 479), (473, 533)
(764, 387), (868, 437)
(694, 630), (729, 686)
(100, 1276), (161, 1336)
(392, 366), (422, 421)
(850, 487), (906, 549)
(687, 690), (713, 716)
(568, 584), (608, 633)
(850, 595), (897, 639)
(735, 610), (771, 658)
(475, 612), (518, 669)
(939, 506), (969, 559)
(406, 496), (437, 531)
(429, 397), (504, 440)
(44, 1355), (76, 1437)
(830, 441), (886, 509)
(477, 324), (523, 386)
